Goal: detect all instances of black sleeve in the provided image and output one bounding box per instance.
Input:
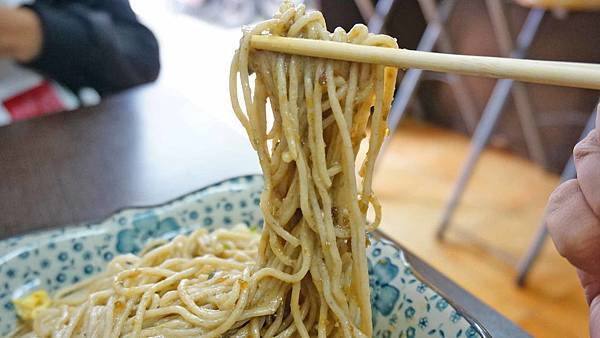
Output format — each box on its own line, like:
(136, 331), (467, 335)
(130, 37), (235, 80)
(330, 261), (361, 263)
(23, 0), (160, 96)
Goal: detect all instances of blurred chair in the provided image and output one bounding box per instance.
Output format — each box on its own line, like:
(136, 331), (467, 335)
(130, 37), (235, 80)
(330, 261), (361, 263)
(365, 0), (598, 285)
(427, 0), (598, 285)
(379, 0), (553, 152)
(514, 0), (600, 9)
(372, 0), (480, 137)
(485, 0), (547, 167)
(376, 0), (548, 241)
(435, 4), (546, 242)
(353, 0), (375, 22)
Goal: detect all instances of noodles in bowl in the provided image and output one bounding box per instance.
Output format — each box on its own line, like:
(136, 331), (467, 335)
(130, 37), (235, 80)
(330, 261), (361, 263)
(9, 2), (398, 337)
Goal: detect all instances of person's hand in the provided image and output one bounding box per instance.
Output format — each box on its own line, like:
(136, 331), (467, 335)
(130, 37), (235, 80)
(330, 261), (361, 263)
(0, 6), (42, 62)
(547, 105), (600, 337)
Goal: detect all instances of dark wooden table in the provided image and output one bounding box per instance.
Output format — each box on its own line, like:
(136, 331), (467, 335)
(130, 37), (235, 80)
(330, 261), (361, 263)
(0, 84), (530, 337)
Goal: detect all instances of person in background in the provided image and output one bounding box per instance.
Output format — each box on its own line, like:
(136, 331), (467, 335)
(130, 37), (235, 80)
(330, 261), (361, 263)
(0, 0), (160, 125)
(547, 104), (600, 337)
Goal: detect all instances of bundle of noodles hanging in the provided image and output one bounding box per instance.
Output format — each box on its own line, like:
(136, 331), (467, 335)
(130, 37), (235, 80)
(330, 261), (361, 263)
(229, 2), (398, 336)
(9, 2), (398, 337)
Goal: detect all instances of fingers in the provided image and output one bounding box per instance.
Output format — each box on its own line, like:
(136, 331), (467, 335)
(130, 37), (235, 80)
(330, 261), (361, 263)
(574, 128), (600, 217)
(590, 295), (600, 338)
(560, 105), (600, 338)
(546, 179), (600, 276)
(595, 104), (600, 138)
(596, 104), (599, 140)
(577, 269), (600, 305)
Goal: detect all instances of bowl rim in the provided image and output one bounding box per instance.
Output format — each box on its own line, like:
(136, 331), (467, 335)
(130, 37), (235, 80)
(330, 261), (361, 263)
(372, 231), (491, 338)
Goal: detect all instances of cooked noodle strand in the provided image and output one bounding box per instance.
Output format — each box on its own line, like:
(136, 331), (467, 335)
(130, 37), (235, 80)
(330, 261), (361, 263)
(10, 3), (397, 337)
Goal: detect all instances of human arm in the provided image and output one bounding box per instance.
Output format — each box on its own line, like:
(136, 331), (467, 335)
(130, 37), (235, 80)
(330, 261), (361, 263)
(0, 6), (42, 62)
(20, 0), (160, 95)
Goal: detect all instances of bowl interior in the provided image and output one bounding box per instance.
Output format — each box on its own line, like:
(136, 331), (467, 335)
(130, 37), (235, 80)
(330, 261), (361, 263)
(0, 175), (482, 337)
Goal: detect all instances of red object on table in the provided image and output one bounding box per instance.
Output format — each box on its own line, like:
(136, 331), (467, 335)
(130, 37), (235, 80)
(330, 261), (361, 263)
(2, 81), (65, 121)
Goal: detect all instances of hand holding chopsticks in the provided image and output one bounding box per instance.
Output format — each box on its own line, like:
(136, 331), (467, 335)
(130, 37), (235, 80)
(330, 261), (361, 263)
(251, 35), (600, 90)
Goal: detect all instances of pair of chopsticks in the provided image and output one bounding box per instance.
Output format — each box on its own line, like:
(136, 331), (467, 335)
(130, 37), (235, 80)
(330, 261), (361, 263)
(251, 36), (600, 90)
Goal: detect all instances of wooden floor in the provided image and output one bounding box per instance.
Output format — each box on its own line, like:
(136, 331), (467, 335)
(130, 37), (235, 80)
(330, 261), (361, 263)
(375, 122), (588, 338)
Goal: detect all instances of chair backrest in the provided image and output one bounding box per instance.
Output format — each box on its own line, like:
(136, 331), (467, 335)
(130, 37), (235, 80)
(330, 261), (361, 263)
(514, 0), (600, 10)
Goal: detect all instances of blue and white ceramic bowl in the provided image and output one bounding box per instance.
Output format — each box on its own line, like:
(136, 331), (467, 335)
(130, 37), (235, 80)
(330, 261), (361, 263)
(0, 175), (487, 337)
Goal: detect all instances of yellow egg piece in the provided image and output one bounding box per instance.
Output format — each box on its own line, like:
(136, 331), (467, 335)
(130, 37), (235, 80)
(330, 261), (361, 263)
(13, 290), (51, 321)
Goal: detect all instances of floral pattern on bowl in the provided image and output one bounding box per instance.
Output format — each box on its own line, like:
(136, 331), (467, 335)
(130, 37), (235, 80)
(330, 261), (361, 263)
(0, 175), (486, 337)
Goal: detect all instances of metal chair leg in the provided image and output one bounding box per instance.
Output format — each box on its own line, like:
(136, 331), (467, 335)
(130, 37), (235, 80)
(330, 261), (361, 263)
(486, 0), (548, 168)
(436, 80), (513, 238)
(515, 110), (597, 286)
(419, 0), (479, 134)
(515, 222), (550, 285)
(512, 83), (548, 167)
(386, 0), (457, 138)
(353, 0), (375, 23)
(386, 0), (478, 136)
(447, 73), (480, 133)
(367, 0), (395, 34)
(436, 9), (545, 239)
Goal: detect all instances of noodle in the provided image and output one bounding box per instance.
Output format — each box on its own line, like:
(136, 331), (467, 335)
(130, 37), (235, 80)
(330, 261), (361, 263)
(9, 2), (397, 337)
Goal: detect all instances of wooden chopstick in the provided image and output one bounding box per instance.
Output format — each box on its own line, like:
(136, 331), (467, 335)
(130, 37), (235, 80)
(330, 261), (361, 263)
(251, 35), (600, 90)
